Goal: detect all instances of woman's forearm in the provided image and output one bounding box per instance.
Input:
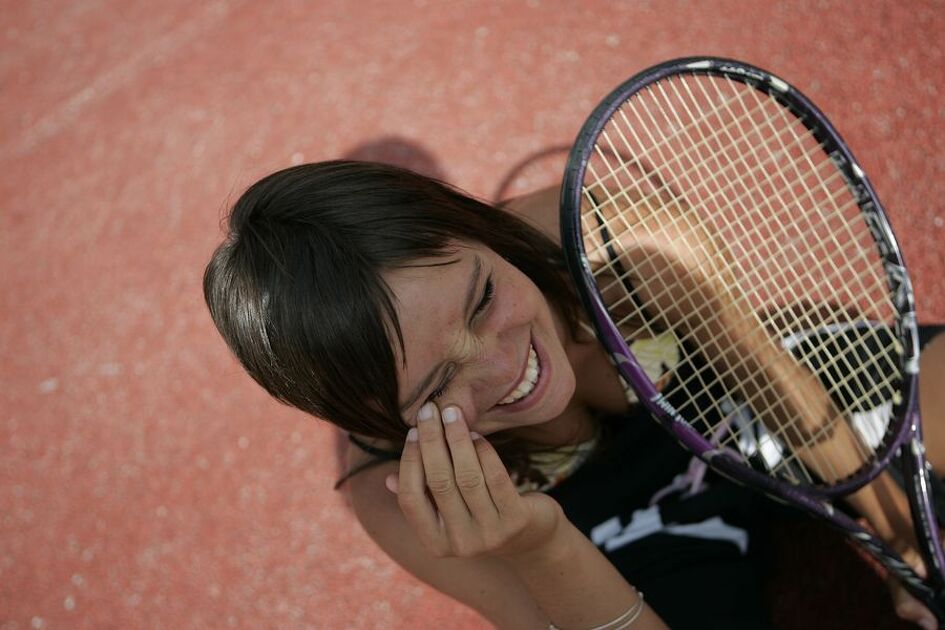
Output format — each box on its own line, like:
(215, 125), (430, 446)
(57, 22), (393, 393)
(502, 518), (667, 629)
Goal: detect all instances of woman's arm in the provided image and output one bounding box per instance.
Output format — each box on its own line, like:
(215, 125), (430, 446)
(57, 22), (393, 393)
(848, 332), (945, 628)
(589, 186), (944, 626)
(503, 183), (938, 624)
(347, 403), (665, 629)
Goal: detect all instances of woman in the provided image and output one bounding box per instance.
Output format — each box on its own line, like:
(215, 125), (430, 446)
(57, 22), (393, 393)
(204, 160), (945, 628)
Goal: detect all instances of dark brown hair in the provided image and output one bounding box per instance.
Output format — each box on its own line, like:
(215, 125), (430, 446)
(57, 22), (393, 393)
(203, 161), (583, 460)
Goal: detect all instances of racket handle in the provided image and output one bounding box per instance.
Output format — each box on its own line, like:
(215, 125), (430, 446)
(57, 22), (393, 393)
(709, 452), (945, 619)
(900, 404), (945, 605)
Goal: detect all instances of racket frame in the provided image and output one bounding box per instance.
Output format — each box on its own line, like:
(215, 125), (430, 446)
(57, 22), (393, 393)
(560, 56), (945, 614)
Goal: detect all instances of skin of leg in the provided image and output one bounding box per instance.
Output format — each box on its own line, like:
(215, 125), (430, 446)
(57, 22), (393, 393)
(918, 332), (945, 473)
(849, 331), (945, 547)
(851, 331), (945, 630)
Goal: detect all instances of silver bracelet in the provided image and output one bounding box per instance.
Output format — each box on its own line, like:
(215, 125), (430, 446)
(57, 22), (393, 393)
(548, 591), (645, 630)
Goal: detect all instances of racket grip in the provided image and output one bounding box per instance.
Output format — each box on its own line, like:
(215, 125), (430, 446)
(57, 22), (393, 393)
(900, 404), (945, 611)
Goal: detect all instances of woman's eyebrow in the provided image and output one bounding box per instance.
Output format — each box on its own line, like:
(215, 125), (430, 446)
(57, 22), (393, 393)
(398, 255), (483, 412)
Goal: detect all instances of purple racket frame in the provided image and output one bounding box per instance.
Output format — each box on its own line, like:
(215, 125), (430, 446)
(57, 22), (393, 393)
(559, 57), (945, 618)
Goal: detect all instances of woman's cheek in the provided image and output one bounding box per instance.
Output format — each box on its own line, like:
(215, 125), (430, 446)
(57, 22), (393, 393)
(552, 357), (577, 414)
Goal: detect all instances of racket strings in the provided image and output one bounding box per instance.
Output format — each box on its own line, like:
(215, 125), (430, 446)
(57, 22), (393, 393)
(591, 118), (892, 404)
(678, 75), (901, 410)
(588, 150), (878, 304)
(656, 86), (892, 478)
(591, 163), (886, 324)
(587, 204), (875, 485)
(584, 205), (853, 483)
(592, 124), (888, 484)
(628, 80), (900, 408)
(636, 79), (877, 330)
(607, 86), (890, 308)
(580, 74), (902, 486)
(731, 79), (896, 306)
(602, 101), (872, 316)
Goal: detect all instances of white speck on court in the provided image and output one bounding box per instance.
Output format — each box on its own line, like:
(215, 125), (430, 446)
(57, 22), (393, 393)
(99, 362), (122, 376)
(38, 377), (58, 393)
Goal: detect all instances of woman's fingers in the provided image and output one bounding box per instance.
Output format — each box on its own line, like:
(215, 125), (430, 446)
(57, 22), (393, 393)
(440, 406), (500, 523)
(414, 402), (476, 530)
(472, 429), (525, 517)
(886, 576), (937, 630)
(900, 546), (928, 580)
(395, 401), (539, 558)
(396, 428), (445, 552)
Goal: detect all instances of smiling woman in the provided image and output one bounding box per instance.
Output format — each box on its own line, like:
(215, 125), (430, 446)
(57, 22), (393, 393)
(384, 244), (578, 438)
(202, 159), (945, 629)
(203, 161), (581, 445)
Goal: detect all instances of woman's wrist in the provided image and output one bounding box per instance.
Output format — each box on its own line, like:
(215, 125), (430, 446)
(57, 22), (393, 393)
(499, 516), (665, 629)
(498, 508), (577, 570)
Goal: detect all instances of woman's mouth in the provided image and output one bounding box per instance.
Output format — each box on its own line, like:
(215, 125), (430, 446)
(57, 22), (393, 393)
(498, 343), (540, 405)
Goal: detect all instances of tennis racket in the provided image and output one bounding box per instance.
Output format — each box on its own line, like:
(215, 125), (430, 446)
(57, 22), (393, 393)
(559, 57), (945, 618)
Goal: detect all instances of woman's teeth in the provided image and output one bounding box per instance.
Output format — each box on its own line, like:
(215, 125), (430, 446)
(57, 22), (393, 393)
(498, 344), (540, 405)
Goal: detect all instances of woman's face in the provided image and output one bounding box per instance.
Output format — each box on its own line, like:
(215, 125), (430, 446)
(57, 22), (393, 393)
(384, 241), (577, 435)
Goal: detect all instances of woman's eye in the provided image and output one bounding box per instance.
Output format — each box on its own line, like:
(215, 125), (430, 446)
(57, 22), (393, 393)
(427, 366), (455, 402)
(428, 383), (447, 401)
(473, 276), (495, 317)
(424, 277), (493, 405)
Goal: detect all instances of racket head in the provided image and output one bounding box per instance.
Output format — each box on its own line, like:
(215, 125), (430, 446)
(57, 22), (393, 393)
(560, 57), (920, 496)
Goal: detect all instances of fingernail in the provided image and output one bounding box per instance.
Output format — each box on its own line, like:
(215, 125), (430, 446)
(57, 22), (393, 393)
(406, 427), (418, 442)
(920, 619), (935, 630)
(418, 403), (435, 422)
(469, 432), (482, 440)
(442, 406), (460, 423)
(384, 475), (399, 494)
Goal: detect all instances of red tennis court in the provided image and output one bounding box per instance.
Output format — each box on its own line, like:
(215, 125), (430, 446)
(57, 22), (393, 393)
(2, 1), (943, 628)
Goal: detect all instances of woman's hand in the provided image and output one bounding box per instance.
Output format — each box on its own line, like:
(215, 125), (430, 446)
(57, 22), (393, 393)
(885, 557), (937, 630)
(880, 529), (941, 629)
(386, 402), (665, 629)
(850, 473), (938, 628)
(386, 401), (566, 561)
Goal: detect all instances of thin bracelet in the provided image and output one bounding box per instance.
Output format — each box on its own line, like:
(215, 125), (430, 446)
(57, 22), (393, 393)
(548, 591), (645, 630)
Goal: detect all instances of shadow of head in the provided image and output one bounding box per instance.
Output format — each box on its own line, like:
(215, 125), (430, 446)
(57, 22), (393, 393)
(342, 136), (446, 181)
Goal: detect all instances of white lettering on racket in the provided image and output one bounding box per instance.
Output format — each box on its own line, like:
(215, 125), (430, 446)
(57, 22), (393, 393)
(717, 62), (768, 85)
(833, 149), (919, 376)
(862, 203), (894, 258)
(898, 311), (920, 375)
(884, 262), (914, 312)
(829, 151), (869, 202)
(649, 393), (686, 425)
